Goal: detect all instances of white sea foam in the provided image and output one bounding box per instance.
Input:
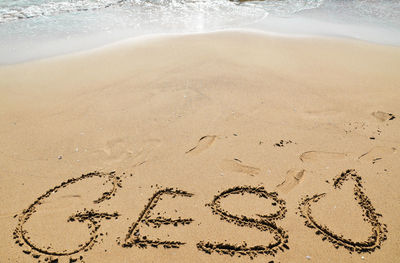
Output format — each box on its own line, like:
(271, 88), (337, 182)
(0, 0), (324, 24)
(0, 0), (124, 22)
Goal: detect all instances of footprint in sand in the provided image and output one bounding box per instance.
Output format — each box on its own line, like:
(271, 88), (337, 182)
(220, 159), (260, 176)
(300, 151), (348, 162)
(102, 138), (131, 163)
(358, 146), (397, 163)
(185, 135), (216, 154)
(372, 111), (396, 122)
(101, 138), (160, 165)
(276, 169), (305, 193)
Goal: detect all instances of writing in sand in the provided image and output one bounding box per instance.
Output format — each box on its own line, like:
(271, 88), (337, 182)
(13, 168), (387, 262)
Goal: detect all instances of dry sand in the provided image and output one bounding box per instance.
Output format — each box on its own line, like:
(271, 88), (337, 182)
(0, 31), (400, 263)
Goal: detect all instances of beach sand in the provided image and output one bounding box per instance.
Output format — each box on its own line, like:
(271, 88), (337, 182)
(0, 32), (399, 262)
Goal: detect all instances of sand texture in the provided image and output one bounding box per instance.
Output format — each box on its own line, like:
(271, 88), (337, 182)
(0, 32), (400, 262)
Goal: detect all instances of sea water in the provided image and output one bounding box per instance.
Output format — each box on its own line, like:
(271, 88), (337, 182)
(0, 0), (399, 64)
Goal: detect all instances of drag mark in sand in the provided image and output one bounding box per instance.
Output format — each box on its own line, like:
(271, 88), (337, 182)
(121, 188), (194, 249)
(298, 169), (387, 253)
(13, 171), (123, 262)
(185, 135), (216, 154)
(197, 186), (289, 259)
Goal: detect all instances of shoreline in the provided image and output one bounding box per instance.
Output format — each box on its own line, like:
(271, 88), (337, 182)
(2, 14), (400, 65)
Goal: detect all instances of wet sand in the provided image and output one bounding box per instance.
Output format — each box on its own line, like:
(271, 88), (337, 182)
(0, 31), (400, 262)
